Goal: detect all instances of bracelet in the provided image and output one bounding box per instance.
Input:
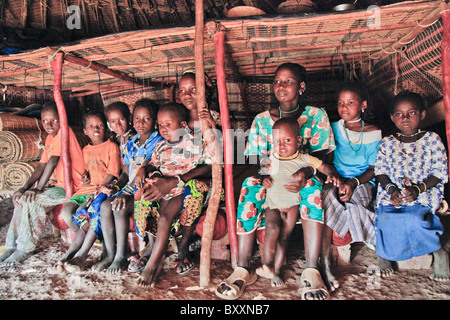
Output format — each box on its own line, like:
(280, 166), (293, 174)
(420, 182), (427, 192)
(307, 166), (317, 177)
(122, 184), (134, 196)
(150, 171), (162, 177)
(349, 177), (360, 187)
(385, 183), (397, 193)
(413, 185), (421, 194)
(112, 184), (120, 193)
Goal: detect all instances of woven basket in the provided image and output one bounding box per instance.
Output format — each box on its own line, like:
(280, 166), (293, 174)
(0, 114), (43, 132)
(3, 161), (39, 191)
(0, 131), (47, 163)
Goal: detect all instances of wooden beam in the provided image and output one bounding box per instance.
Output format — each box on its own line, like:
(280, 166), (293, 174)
(212, 26), (238, 268)
(441, 2), (450, 174)
(196, 0), (223, 288)
(45, 47), (163, 87)
(370, 6), (443, 59)
(48, 52), (74, 199)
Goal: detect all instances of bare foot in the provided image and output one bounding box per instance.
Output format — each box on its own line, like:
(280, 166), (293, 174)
(48, 261), (67, 275)
(0, 250), (32, 268)
(92, 256), (114, 272)
(136, 255), (164, 288)
(271, 274), (284, 287)
(256, 264), (275, 279)
(430, 248), (450, 281)
(0, 249), (16, 263)
(377, 256), (395, 278)
(64, 256), (87, 273)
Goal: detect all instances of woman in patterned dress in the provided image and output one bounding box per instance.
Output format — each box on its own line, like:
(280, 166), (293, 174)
(215, 63), (336, 300)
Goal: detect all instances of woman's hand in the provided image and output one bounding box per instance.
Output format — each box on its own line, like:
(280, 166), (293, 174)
(199, 108), (216, 129)
(286, 167), (311, 193)
(262, 176), (273, 189)
(338, 183), (353, 202)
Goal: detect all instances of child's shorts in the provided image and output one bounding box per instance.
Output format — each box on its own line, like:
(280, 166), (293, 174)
(67, 194), (92, 206)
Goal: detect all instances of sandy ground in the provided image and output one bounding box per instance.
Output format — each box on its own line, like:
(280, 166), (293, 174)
(0, 196), (449, 302)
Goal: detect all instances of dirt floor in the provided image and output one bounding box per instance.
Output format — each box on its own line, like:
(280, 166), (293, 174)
(0, 196), (449, 303)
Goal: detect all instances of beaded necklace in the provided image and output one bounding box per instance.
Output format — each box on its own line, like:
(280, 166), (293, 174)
(278, 104), (300, 119)
(343, 120), (364, 152)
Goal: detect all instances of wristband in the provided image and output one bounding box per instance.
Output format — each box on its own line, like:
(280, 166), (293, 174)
(175, 175), (185, 188)
(349, 177), (360, 187)
(385, 183), (396, 194)
(420, 182), (427, 192)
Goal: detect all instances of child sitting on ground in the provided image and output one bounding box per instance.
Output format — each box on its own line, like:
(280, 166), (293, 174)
(54, 111), (122, 273)
(135, 103), (212, 287)
(256, 117), (340, 287)
(374, 90), (449, 281)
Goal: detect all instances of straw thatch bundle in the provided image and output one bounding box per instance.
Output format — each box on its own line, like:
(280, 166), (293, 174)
(2, 161), (39, 191)
(0, 131), (47, 163)
(0, 114), (43, 132)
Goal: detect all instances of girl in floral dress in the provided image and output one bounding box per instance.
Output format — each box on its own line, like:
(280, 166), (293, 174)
(374, 90), (449, 281)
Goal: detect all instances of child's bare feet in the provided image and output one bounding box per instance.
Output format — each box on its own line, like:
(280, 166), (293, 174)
(136, 255), (164, 287)
(64, 256), (87, 273)
(0, 250), (32, 268)
(377, 256), (395, 278)
(430, 248), (450, 281)
(92, 256), (114, 272)
(271, 274), (284, 287)
(256, 264), (275, 279)
(107, 256), (128, 274)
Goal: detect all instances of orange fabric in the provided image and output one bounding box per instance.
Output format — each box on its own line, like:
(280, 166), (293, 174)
(40, 127), (85, 192)
(75, 140), (122, 195)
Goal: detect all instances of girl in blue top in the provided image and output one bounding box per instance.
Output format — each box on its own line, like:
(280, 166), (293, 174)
(93, 99), (163, 274)
(322, 82), (382, 292)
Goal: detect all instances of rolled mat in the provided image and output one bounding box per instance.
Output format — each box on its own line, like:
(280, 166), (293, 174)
(3, 161), (39, 191)
(0, 114), (43, 132)
(0, 131), (47, 163)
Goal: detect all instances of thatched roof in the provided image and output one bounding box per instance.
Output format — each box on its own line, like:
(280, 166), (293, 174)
(0, 0), (445, 131)
(0, 1), (441, 90)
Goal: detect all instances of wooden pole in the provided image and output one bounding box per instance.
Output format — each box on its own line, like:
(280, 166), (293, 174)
(195, 0), (223, 287)
(212, 26), (238, 268)
(441, 2), (450, 174)
(48, 52), (73, 199)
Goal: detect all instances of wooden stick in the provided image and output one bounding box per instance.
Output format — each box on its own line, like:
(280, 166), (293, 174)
(441, 2), (450, 174)
(48, 52), (73, 200)
(196, 0), (223, 288)
(212, 26), (238, 268)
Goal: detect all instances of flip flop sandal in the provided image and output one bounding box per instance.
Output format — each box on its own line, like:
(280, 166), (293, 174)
(128, 256), (148, 273)
(299, 268), (331, 300)
(215, 266), (258, 300)
(174, 257), (195, 275)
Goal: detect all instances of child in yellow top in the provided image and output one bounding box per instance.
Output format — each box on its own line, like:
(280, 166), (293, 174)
(256, 118), (339, 288)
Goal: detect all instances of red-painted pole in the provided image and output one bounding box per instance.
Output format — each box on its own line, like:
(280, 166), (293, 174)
(442, 3), (450, 174)
(213, 29), (238, 268)
(49, 52), (73, 199)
